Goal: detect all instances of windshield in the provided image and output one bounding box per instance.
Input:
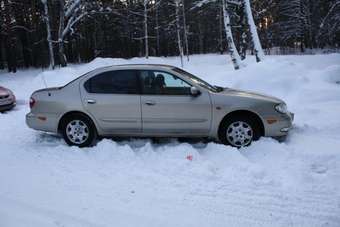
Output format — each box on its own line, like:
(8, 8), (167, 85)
(172, 67), (220, 92)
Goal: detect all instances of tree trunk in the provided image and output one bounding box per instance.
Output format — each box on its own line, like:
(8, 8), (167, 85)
(144, 0), (149, 59)
(6, 37), (17, 73)
(240, 32), (247, 60)
(155, 0), (160, 56)
(0, 34), (4, 70)
(238, 2), (247, 60)
(222, 0), (242, 70)
(181, 0), (189, 61)
(41, 0), (55, 69)
(3, 0), (17, 73)
(244, 0), (264, 62)
(58, 43), (67, 67)
(175, 0), (184, 67)
(58, 0), (67, 67)
(218, 3), (224, 54)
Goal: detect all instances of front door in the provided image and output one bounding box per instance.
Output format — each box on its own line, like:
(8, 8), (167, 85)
(81, 70), (141, 134)
(139, 70), (212, 135)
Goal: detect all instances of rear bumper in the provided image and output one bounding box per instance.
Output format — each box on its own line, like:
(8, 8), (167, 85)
(26, 112), (59, 133)
(0, 102), (16, 112)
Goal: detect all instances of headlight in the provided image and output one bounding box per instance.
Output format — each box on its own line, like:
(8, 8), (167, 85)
(275, 103), (287, 114)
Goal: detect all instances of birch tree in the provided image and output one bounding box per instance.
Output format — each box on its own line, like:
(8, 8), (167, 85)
(193, 0), (243, 69)
(142, 0), (161, 58)
(57, 0), (109, 66)
(222, 0), (242, 70)
(244, 0), (265, 62)
(166, 0), (190, 66)
(317, 1), (340, 46)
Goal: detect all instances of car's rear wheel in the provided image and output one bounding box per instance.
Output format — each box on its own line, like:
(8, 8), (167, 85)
(219, 115), (261, 148)
(61, 114), (97, 147)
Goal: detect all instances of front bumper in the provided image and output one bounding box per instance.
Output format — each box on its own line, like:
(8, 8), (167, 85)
(280, 112), (294, 131)
(289, 112), (294, 121)
(264, 111), (294, 137)
(0, 102), (16, 112)
(26, 112), (59, 133)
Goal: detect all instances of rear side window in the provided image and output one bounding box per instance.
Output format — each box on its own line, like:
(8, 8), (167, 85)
(84, 70), (139, 94)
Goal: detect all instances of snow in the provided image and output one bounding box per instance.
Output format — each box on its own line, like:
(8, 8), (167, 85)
(1, 54), (340, 227)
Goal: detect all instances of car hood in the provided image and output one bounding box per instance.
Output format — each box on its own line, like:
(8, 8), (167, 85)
(220, 88), (284, 104)
(0, 86), (10, 96)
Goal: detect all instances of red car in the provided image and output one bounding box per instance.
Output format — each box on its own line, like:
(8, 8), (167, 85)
(0, 86), (16, 112)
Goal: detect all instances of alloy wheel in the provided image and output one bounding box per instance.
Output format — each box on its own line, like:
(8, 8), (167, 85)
(226, 121), (253, 147)
(66, 120), (89, 145)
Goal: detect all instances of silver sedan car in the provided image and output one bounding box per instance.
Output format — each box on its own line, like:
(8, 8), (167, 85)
(0, 86), (16, 112)
(26, 65), (294, 147)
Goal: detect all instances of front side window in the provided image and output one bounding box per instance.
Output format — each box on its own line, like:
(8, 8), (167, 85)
(84, 70), (138, 94)
(172, 67), (219, 92)
(140, 70), (191, 95)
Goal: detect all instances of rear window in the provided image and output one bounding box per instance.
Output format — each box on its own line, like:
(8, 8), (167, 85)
(84, 70), (139, 94)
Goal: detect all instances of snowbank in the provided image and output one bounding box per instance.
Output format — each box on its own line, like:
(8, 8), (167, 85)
(0, 54), (339, 227)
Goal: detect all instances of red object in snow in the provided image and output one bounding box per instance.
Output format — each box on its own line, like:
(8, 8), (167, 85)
(186, 155), (193, 161)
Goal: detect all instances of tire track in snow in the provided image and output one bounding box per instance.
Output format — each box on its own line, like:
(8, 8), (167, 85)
(0, 194), (104, 227)
(184, 183), (340, 226)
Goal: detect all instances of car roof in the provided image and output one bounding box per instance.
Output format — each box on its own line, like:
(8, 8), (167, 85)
(94, 64), (177, 72)
(63, 64), (181, 88)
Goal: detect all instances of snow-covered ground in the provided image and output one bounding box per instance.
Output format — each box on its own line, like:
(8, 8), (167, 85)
(0, 54), (340, 227)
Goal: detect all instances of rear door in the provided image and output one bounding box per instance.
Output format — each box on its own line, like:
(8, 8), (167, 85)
(80, 70), (141, 134)
(139, 70), (212, 135)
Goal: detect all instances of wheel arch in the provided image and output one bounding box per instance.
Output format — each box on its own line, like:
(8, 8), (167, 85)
(218, 110), (265, 140)
(57, 111), (98, 134)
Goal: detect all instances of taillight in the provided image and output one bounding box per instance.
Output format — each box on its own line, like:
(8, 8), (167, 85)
(29, 97), (36, 109)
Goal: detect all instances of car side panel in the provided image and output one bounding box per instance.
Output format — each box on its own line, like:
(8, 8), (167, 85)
(78, 70), (142, 134)
(209, 93), (292, 139)
(27, 82), (93, 134)
(140, 92), (212, 135)
(80, 93), (142, 134)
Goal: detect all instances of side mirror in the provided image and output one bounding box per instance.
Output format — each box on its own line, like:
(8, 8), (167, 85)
(190, 86), (201, 97)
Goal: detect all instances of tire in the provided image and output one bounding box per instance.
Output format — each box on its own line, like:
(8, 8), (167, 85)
(219, 115), (261, 148)
(61, 114), (97, 147)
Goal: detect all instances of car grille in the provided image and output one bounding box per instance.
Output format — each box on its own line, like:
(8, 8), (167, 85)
(0, 95), (9, 99)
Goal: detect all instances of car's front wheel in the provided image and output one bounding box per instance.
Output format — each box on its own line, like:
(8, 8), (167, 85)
(219, 115), (261, 148)
(61, 114), (97, 147)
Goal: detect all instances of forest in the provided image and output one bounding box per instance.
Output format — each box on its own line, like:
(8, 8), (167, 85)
(0, 0), (339, 72)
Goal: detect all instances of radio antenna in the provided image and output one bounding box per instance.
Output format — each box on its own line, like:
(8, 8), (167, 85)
(41, 74), (48, 88)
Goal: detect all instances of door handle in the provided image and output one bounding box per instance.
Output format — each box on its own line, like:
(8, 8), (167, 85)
(145, 100), (156, 106)
(86, 99), (96, 104)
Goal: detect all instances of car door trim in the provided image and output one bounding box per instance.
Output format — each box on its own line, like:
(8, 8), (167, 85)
(100, 118), (139, 123)
(143, 118), (208, 123)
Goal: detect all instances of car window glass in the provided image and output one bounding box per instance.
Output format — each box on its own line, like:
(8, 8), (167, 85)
(85, 70), (138, 94)
(172, 67), (218, 92)
(140, 70), (191, 95)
